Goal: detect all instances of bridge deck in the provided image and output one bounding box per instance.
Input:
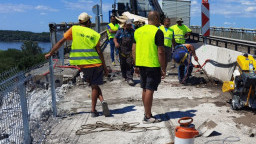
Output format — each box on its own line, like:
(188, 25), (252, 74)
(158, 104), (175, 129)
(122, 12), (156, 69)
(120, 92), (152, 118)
(45, 44), (256, 144)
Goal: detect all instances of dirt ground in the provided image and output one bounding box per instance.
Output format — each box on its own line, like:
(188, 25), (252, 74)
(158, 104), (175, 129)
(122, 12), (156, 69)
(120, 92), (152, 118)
(45, 45), (256, 144)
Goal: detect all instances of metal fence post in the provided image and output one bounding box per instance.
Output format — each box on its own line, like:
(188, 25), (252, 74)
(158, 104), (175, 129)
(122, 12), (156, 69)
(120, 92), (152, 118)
(19, 73), (31, 144)
(49, 23), (58, 117)
(49, 57), (57, 117)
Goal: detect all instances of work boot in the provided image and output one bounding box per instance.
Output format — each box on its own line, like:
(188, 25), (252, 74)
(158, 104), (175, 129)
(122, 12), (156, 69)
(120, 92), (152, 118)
(127, 79), (135, 86)
(101, 101), (110, 117)
(91, 110), (99, 117)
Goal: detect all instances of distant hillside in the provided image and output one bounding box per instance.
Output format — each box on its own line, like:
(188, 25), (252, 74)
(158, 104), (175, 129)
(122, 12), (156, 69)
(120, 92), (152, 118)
(0, 30), (50, 42)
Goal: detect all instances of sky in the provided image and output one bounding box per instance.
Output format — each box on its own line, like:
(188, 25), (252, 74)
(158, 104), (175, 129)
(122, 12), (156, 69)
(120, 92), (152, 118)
(0, 0), (255, 32)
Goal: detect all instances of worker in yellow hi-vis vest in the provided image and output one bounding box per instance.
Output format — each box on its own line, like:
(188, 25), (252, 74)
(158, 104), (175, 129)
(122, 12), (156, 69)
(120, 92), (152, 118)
(171, 18), (192, 45)
(132, 11), (165, 124)
(159, 17), (176, 70)
(107, 15), (120, 65)
(45, 12), (110, 117)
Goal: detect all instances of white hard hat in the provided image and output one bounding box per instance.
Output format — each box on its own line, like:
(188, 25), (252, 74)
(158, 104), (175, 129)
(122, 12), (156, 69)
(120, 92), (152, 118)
(78, 12), (92, 22)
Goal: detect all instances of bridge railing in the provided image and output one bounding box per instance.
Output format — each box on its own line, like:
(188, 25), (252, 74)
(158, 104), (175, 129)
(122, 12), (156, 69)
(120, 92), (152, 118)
(189, 32), (256, 55)
(190, 26), (256, 42)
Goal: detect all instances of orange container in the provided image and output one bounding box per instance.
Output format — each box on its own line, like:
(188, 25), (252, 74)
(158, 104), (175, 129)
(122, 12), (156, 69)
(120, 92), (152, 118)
(174, 117), (199, 144)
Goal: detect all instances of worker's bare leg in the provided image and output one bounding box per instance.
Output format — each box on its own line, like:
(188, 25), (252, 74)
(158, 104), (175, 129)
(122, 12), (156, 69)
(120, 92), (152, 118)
(142, 89), (146, 113)
(97, 86), (104, 102)
(91, 85), (103, 112)
(143, 89), (154, 118)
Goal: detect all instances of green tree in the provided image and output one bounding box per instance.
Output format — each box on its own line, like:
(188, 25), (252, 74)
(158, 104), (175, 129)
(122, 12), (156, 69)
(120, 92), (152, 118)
(0, 41), (46, 73)
(21, 41), (43, 55)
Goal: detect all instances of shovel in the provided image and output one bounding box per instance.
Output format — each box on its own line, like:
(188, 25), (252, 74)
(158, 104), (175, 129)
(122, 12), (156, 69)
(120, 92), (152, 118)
(197, 119), (217, 137)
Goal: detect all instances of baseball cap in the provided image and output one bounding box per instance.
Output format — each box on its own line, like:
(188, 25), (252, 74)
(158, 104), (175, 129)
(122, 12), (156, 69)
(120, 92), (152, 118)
(78, 12), (92, 22)
(176, 18), (183, 22)
(126, 19), (134, 24)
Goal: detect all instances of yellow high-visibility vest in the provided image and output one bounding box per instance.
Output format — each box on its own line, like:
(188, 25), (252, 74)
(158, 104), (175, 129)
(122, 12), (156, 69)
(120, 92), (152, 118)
(106, 23), (119, 40)
(70, 25), (102, 65)
(159, 25), (174, 48)
(134, 25), (160, 67)
(170, 24), (191, 44)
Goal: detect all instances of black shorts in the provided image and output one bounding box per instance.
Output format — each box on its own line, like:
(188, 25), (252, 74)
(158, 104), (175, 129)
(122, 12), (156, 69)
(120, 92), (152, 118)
(81, 66), (104, 86)
(139, 67), (161, 91)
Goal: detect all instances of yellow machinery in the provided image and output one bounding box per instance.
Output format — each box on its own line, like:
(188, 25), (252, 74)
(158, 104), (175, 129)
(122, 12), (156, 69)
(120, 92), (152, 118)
(222, 54), (256, 110)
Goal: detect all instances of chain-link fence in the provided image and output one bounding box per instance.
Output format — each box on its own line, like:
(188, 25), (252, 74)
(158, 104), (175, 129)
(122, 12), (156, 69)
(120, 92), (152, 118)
(190, 26), (256, 42)
(0, 61), (61, 144)
(0, 68), (28, 144)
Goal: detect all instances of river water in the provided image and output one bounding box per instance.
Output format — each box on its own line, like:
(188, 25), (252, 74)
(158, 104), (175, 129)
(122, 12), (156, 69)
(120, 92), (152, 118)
(0, 41), (52, 53)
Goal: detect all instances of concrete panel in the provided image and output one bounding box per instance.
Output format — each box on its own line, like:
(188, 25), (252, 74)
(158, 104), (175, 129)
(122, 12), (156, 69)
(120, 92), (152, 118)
(193, 45), (218, 76)
(192, 45), (243, 82)
(214, 48), (242, 81)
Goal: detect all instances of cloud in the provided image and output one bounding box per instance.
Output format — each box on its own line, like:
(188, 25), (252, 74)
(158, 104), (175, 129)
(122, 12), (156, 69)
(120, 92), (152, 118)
(224, 22), (236, 25)
(191, 0), (198, 5)
(210, 0), (256, 18)
(62, 0), (112, 12)
(245, 6), (256, 12)
(0, 3), (59, 13)
(35, 5), (58, 12)
(0, 4), (33, 13)
(241, 1), (256, 5)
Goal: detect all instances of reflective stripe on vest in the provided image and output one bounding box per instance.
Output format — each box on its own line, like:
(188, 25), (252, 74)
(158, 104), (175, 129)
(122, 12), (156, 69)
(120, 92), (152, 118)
(171, 24), (188, 44)
(159, 25), (174, 48)
(106, 23), (119, 39)
(70, 25), (102, 65)
(134, 25), (160, 67)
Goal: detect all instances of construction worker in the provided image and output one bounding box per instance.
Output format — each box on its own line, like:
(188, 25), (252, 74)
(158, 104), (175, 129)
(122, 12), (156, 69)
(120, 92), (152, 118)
(172, 44), (198, 84)
(132, 11), (165, 123)
(159, 18), (176, 70)
(170, 18), (192, 45)
(107, 15), (120, 65)
(114, 19), (135, 86)
(45, 12), (110, 117)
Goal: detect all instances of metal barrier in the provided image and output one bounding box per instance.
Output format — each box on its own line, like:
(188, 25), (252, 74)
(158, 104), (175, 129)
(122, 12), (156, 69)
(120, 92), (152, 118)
(189, 32), (256, 54)
(0, 61), (62, 144)
(190, 26), (256, 42)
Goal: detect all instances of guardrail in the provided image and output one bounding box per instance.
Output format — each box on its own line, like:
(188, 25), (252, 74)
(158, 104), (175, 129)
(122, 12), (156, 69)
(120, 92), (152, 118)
(189, 32), (256, 54)
(190, 26), (256, 42)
